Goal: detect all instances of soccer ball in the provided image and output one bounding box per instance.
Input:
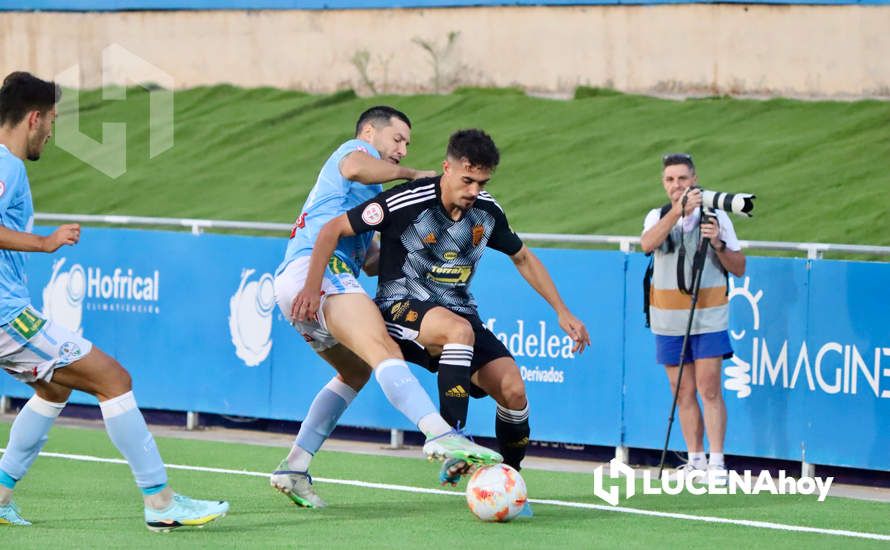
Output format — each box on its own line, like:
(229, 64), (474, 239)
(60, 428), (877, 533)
(465, 464), (528, 522)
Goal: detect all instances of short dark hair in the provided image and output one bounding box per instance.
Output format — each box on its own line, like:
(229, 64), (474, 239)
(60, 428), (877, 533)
(662, 153), (695, 173)
(446, 129), (500, 170)
(354, 105), (411, 137)
(0, 72), (61, 127)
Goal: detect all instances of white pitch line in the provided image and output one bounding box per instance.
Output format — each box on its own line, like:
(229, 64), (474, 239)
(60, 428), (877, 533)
(11, 449), (890, 542)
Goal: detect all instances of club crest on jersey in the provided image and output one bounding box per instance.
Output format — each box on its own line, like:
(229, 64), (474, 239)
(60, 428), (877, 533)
(406, 310), (419, 322)
(443, 251), (458, 261)
(472, 225), (485, 247)
(423, 233), (437, 245)
(362, 203), (385, 226)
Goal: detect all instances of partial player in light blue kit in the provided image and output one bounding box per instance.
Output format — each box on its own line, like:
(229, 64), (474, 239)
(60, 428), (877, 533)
(0, 71), (228, 531)
(271, 107), (504, 509)
(278, 138), (385, 278)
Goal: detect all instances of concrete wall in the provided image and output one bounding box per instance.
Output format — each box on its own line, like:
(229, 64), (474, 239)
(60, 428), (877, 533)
(1, 6), (887, 98)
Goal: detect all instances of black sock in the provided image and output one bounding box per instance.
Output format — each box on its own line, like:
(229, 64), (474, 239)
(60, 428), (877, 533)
(437, 344), (474, 428)
(495, 403), (530, 471)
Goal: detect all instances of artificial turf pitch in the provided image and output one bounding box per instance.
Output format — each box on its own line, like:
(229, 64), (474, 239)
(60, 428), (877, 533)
(1, 422), (888, 549)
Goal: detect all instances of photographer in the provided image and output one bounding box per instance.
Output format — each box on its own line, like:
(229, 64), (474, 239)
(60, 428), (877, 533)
(641, 153), (745, 481)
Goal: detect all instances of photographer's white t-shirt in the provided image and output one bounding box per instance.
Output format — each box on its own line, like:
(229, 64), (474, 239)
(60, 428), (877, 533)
(643, 208), (742, 252)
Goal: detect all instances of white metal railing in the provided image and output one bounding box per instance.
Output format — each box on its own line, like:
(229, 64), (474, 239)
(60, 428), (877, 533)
(35, 212), (291, 235)
(34, 212), (890, 259)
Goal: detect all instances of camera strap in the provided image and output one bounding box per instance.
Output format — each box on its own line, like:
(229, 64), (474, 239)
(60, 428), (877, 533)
(643, 203), (673, 327)
(676, 210), (709, 295)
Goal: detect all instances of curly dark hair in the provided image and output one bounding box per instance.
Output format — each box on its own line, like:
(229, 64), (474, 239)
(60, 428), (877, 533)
(0, 72), (61, 127)
(446, 129), (500, 171)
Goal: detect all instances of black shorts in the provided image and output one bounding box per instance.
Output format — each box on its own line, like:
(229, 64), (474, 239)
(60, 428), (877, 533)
(380, 299), (513, 399)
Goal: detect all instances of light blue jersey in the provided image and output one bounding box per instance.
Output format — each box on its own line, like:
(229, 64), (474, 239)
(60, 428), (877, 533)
(278, 139), (383, 276)
(0, 144), (34, 325)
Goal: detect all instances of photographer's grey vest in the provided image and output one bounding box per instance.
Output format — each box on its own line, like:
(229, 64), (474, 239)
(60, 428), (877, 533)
(649, 219), (728, 336)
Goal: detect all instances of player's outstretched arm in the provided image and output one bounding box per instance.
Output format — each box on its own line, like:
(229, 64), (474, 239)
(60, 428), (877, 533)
(509, 245), (591, 354)
(291, 214), (358, 322)
(0, 223), (80, 253)
(340, 151), (436, 185)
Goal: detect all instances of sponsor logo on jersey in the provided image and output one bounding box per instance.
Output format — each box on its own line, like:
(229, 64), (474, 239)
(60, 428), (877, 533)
(445, 385), (469, 398)
(361, 203), (385, 226)
(290, 212), (307, 238)
(390, 300), (411, 321)
(443, 251), (459, 261)
(472, 225), (485, 246)
(428, 265), (472, 284)
(423, 233), (437, 244)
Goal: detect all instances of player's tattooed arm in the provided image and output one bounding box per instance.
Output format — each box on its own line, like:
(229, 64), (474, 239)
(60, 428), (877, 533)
(509, 245), (591, 354)
(339, 150), (435, 185)
(0, 223), (80, 253)
(292, 214), (358, 322)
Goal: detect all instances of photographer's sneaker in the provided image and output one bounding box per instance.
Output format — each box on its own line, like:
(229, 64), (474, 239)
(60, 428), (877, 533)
(144, 494), (229, 532)
(270, 460), (326, 509)
(0, 501), (31, 526)
(423, 429), (502, 465)
(660, 462), (703, 482)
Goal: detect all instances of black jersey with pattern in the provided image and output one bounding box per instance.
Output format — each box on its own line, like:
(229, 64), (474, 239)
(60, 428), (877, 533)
(346, 176), (523, 315)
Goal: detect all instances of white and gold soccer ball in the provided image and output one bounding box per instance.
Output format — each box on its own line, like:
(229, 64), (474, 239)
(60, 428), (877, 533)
(465, 464), (528, 522)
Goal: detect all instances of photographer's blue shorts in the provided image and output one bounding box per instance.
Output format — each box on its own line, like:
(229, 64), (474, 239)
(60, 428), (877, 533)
(656, 330), (733, 366)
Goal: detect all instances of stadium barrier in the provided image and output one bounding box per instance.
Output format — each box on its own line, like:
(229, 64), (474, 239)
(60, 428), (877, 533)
(1, 222), (888, 472)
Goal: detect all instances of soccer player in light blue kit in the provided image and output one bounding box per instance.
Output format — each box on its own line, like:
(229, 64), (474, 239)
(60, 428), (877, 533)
(0, 72), (228, 530)
(270, 106), (503, 508)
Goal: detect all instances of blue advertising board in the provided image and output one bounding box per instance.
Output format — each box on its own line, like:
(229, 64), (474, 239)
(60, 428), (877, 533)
(12, 227), (621, 446)
(4, 226), (889, 471)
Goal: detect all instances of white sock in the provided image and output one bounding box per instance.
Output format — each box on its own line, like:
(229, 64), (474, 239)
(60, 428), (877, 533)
(287, 445), (313, 472)
(709, 452), (725, 468)
(688, 451), (707, 469)
(417, 413), (452, 438)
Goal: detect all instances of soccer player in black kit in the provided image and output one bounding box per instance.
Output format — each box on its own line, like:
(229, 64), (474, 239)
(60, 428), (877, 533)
(294, 130), (590, 514)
